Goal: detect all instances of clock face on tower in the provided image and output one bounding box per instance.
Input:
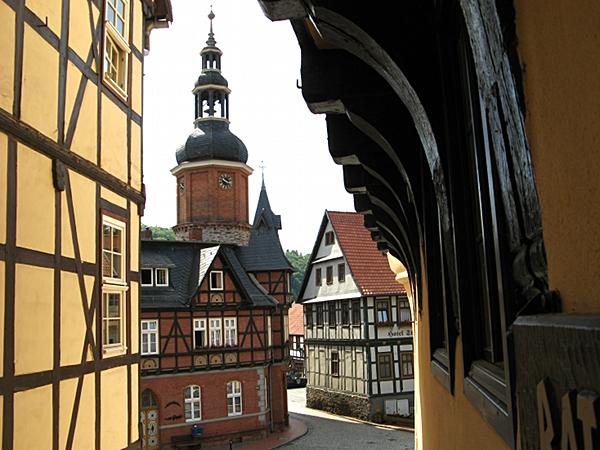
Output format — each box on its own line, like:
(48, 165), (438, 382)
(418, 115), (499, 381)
(218, 173), (233, 189)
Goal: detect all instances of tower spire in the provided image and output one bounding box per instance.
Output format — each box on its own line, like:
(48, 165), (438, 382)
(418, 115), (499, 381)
(206, 8), (216, 47)
(259, 161), (266, 189)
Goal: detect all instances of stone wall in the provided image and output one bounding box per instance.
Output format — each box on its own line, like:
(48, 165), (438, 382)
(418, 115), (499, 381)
(306, 387), (371, 421)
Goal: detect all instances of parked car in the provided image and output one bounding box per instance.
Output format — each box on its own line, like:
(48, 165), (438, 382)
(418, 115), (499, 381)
(286, 371), (307, 388)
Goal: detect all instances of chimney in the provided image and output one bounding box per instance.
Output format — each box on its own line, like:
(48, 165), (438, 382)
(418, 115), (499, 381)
(141, 226), (153, 240)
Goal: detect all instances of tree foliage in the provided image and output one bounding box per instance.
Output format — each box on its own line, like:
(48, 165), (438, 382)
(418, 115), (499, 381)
(142, 224), (176, 241)
(285, 250), (310, 300)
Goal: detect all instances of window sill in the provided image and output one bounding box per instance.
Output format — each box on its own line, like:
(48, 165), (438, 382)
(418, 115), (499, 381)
(185, 418), (202, 423)
(103, 345), (127, 356)
(141, 352), (158, 357)
(376, 321), (393, 327)
(431, 348), (451, 392)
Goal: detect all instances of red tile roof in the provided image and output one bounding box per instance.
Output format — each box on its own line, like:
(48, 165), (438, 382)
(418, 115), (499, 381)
(328, 211), (405, 296)
(288, 303), (304, 335)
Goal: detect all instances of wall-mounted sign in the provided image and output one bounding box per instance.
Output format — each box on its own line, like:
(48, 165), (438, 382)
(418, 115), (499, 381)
(386, 325), (412, 338)
(513, 314), (600, 450)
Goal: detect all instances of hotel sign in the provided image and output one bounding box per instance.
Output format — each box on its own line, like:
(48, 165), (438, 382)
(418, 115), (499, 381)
(513, 315), (600, 450)
(385, 324), (412, 338)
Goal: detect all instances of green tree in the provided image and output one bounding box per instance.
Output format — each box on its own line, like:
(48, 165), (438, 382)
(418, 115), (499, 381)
(285, 250), (310, 300)
(142, 224), (176, 241)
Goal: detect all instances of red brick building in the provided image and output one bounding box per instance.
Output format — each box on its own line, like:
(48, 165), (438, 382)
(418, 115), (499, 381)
(139, 11), (293, 448)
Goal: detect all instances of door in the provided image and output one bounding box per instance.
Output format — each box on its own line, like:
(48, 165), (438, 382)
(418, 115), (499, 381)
(141, 389), (160, 450)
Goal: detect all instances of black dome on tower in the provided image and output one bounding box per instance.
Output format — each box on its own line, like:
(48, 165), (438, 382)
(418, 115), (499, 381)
(176, 9), (247, 165)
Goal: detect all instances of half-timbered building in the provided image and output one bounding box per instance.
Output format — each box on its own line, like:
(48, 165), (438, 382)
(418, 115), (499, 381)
(139, 12), (293, 448)
(298, 211), (414, 423)
(0, 0), (170, 448)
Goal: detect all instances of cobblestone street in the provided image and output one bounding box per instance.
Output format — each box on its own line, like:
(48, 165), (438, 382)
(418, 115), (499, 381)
(282, 388), (414, 450)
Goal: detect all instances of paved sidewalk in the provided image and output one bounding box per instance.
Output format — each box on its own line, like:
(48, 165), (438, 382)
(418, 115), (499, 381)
(210, 417), (308, 450)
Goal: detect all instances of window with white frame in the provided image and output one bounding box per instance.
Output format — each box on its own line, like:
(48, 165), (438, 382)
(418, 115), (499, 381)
(184, 385), (201, 421)
(155, 268), (169, 286)
(193, 319), (206, 349)
(224, 318), (237, 347)
(103, 0), (129, 95)
(210, 271), (223, 290)
(209, 318), (222, 347)
(102, 215), (127, 351)
(399, 299), (411, 323)
(141, 268), (153, 286)
(141, 320), (158, 355)
(227, 381), (242, 416)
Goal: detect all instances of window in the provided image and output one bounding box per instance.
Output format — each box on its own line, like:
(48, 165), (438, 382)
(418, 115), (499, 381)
(326, 266), (333, 285)
(377, 352), (393, 380)
(351, 299), (361, 325)
(209, 318), (222, 347)
(305, 304), (313, 327)
(102, 215), (126, 351)
(376, 299), (391, 325)
(325, 231), (335, 246)
(210, 271), (223, 290)
(328, 302), (336, 326)
(141, 268), (153, 286)
(193, 319), (206, 349)
(316, 304), (323, 326)
(103, 292), (122, 347)
(155, 268), (168, 286)
(102, 217), (124, 282)
(338, 263), (345, 282)
(401, 352), (414, 378)
(224, 318), (237, 347)
(315, 268), (322, 286)
(331, 351), (339, 376)
(227, 381), (242, 416)
(141, 320), (158, 355)
(103, 0), (129, 95)
(399, 299), (411, 324)
(341, 301), (350, 325)
(184, 385), (201, 421)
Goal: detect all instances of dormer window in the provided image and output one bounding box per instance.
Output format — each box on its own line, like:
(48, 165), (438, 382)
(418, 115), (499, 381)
(155, 268), (169, 286)
(140, 268), (169, 287)
(210, 271), (223, 290)
(141, 268), (153, 286)
(325, 231), (335, 246)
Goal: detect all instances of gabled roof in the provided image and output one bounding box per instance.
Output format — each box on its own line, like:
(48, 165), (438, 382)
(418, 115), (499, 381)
(297, 211), (405, 300)
(140, 240), (277, 309)
(237, 182), (293, 272)
(328, 211), (405, 296)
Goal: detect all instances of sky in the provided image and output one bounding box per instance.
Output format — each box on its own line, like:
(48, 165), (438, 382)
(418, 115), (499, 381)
(142, 0), (355, 254)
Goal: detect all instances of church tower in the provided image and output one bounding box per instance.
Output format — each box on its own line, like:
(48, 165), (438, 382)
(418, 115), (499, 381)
(172, 10), (252, 245)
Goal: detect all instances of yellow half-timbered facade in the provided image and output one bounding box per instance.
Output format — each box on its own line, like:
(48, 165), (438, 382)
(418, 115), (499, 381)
(0, 0), (170, 448)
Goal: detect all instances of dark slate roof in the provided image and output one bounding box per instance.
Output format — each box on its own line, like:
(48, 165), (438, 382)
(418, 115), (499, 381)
(237, 182), (294, 272)
(140, 250), (176, 268)
(140, 240), (203, 309)
(176, 120), (248, 165)
(195, 70), (228, 88)
(140, 241), (278, 310)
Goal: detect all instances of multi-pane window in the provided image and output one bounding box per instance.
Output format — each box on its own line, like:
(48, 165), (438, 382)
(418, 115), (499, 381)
(102, 292), (122, 347)
(315, 268), (322, 286)
(141, 268), (153, 286)
(316, 304), (323, 326)
(341, 301), (350, 325)
(102, 218), (124, 282)
(338, 263), (345, 282)
(224, 318), (237, 347)
(141, 320), (158, 355)
(331, 351), (339, 376)
(401, 352), (414, 378)
(184, 385), (201, 421)
(193, 319), (206, 349)
(325, 231), (335, 245)
(377, 352), (393, 380)
(305, 304), (313, 327)
(376, 299), (391, 325)
(102, 216), (126, 351)
(155, 268), (168, 286)
(103, 0), (129, 94)
(326, 266), (333, 285)
(328, 302), (336, 326)
(351, 299), (361, 325)
(399, 299), (411, 324)
(210, 271), (223, 290)
(209, 318), (222, 347)
(227, 381), (242, 416)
